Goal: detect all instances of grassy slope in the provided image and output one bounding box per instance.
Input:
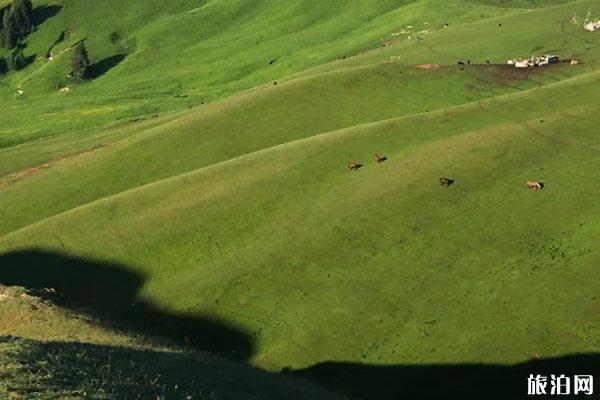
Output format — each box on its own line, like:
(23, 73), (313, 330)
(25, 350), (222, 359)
(1, 0), (532, 147)
(1, 0), (600, 397)
(3, 65), (600, 371)
(0, 286), (338, 399)
(1, 0), (596, 236)
(0, 285), (136, 346)
(1, 62), (588, 235)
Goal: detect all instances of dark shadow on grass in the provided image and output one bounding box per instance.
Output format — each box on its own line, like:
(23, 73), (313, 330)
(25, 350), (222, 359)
(23, 54), (36, 68)
(87, 54), (127, 79)
(2, 332), (598, 400)
(1, 336), (336, 400)
(0, 249), (253, 360)
(294, 355), (600, 400)
(32, 4), (62, 27)
(2, 251), (599, 399)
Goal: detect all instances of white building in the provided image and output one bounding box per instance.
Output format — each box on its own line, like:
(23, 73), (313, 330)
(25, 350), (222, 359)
(514, 59), (531, 68)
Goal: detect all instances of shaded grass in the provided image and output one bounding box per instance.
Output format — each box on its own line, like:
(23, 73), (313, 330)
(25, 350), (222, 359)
(0, 336), (337, 400)
(0, 285), (136, 347)
(0, 250), (254, 360)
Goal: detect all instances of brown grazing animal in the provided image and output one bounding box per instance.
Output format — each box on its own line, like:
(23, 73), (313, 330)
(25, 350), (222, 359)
(526, 181), (543, 191)
(439, 177), (454, 186)
(347, 161), (360, 171)
(373, 154), (386, 163)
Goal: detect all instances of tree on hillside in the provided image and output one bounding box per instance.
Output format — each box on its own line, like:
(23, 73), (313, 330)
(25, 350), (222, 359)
(12, 0), (33, 37)
(0, 0), (33, 49)
(0, 9), (18, 48)
(71, 41), (90, 80)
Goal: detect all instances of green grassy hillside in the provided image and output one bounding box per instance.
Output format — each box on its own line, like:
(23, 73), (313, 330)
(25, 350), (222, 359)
(1, 62), (588, 236)
(1, 0), (600, 399)
(0, 0), (584, 147)
(3, 67), (600, 369)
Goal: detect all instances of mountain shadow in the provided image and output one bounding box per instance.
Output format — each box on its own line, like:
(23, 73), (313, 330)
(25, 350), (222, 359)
(2, 250), (598, 399)
(0, 249), (253, 360)
(87, 54), (127, 79)
(32, 4), (62, 27)
(0, 336), (338, 400)
(294, 354), (600, 400)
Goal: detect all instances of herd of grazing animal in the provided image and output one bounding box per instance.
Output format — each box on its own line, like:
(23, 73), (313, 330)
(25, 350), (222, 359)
(347, 155), (384, 170)
(348, 155), (544, 191)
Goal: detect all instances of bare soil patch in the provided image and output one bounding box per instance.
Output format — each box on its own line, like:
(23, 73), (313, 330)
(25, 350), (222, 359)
(415, 63), (441, 70)
(0, 144), (107, 190)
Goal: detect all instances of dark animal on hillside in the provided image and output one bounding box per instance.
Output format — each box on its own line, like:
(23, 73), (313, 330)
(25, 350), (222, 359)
(347, 161), (361, 171)
(373, 154), (387, 164)
(439, 177), (455, 187)
(526, 181), (544, 191)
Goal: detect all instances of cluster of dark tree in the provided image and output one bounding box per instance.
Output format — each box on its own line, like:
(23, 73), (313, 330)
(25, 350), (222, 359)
(70, 41), (90, 80)
(0, 0), (33, 49)
(0, 0), (91, 80)
(0, 0), (32, 72)
(0, 47), (25, 72)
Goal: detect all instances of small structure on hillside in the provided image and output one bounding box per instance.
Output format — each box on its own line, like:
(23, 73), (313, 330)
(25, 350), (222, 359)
(533, 55), (559, 66)
(507, 55), (559, 69)
(513, 59), (531, 68)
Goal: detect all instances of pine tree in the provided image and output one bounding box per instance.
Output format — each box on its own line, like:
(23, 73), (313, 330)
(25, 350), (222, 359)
(0, 0), (33, 48)
(71, 41), (90, 80)
(12, 0), (33, 37)
(1, 10), (18, 49)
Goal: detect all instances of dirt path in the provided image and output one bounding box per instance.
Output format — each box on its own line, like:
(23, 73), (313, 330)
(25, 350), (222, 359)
(0, 144), (106, 190)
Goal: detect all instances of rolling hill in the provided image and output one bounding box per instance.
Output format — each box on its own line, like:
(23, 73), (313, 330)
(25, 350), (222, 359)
(1, 0), (600, 399)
